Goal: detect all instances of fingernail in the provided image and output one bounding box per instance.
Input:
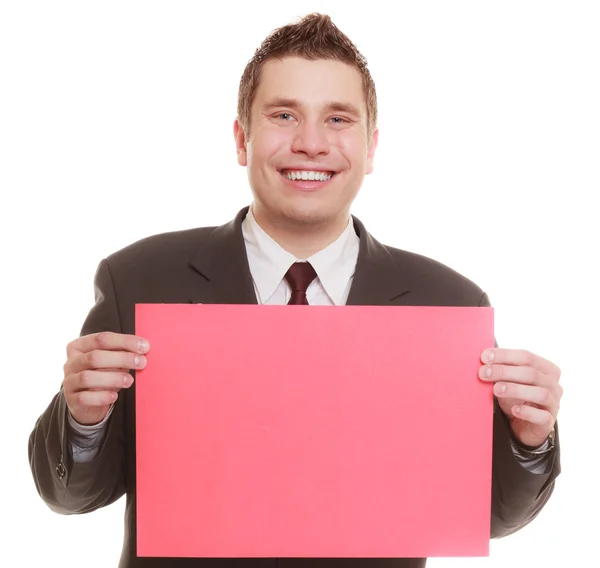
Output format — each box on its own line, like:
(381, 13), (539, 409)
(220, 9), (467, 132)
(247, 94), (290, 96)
(484, 366), (492, 377)
(134, 355), (146, 368)
(497, 383), (507, 393)
(483, 350), (494, 363)
(137, 340), (150, 353)
(123, 374), (133, 387)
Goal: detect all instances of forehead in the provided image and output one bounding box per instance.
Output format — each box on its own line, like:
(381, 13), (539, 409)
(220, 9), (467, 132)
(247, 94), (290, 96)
(254, 56), (366, 112)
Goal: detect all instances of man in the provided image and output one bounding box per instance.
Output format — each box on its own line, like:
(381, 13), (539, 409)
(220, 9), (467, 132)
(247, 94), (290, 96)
(28, 12), (562, 568)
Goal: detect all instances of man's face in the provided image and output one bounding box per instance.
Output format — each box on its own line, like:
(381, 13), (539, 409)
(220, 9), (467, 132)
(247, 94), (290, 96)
(234, 56), (378, 231)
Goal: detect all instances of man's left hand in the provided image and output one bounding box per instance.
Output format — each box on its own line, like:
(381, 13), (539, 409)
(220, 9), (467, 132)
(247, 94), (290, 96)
(479, 348), (562, 448)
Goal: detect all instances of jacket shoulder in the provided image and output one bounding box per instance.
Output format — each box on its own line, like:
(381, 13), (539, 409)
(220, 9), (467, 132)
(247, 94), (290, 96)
(104, 225), (217, 271)
(385, 245), (489, 306)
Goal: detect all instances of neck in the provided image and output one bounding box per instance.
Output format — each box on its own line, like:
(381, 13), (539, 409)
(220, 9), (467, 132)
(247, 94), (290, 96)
(251, 204), (350, 259)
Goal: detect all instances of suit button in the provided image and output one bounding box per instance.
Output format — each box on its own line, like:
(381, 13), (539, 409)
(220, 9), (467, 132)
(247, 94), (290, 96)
(56, 457), (66, 479)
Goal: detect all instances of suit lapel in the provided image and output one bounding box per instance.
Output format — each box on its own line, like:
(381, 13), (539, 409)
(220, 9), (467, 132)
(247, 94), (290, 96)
(188, 207), (258, 305)
(187, 206), (410, 307)
(346, 216), (409, 306)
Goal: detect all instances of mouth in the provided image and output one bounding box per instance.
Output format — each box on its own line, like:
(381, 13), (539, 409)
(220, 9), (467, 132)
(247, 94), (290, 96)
(279, 169), (338, 183)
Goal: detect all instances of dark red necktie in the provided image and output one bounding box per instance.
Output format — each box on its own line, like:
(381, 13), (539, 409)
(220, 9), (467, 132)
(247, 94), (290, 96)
(284, 262), (317, 305)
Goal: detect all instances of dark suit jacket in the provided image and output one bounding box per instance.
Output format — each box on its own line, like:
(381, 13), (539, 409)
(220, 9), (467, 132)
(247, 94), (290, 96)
(29, 206), (560, 568)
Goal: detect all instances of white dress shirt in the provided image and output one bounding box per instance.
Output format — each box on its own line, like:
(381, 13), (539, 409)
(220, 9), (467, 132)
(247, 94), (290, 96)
(68, 208), (551, 473)
(242, 207), (359, 306)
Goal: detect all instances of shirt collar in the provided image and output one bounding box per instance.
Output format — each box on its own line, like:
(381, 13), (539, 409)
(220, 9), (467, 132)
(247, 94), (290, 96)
(242, 206), (359, 305)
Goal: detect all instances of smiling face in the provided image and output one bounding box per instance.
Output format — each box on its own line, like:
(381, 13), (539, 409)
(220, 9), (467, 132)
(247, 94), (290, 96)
(234, 56), (378, 235)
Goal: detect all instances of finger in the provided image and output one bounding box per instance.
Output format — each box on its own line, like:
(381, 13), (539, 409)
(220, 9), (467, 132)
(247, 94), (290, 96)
(494, 383), (559, 416)
(67, 370), (134, 392)
(101, 368), (131, 392)
(64, 368), (131, 393)
(511, 403), (555, 428)
(481, 348), (560, 377)
(67, 332), (150, 358)
(66, 350), (146, 375)
(479, 364), (549, 387)
(71, 389), (120, 408)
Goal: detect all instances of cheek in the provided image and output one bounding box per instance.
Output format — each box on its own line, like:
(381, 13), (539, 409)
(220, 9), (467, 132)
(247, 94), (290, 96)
(333, 131), (369, 162)
(249, 133), (288, 170)
(255, 121), (286, 147)
(340, 145), (368, 171)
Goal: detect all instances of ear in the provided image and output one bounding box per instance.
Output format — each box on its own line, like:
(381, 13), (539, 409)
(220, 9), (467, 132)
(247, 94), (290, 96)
(233, 119), (248, 167)
(365, 127), (379, 175)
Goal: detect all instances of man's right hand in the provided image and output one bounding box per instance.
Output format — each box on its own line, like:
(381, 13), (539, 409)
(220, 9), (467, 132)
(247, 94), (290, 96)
(62, 332), (150, 425)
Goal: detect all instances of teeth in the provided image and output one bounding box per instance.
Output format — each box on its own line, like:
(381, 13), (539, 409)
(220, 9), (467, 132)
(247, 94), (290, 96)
(282, 170), (333, 182)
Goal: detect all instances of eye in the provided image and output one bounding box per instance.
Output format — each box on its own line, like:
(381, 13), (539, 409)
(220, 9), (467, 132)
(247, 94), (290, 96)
(277, 112), (294, 121)
(330, 116), (348, 124)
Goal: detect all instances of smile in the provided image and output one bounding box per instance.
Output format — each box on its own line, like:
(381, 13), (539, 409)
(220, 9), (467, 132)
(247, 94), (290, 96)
(279, 169), (336, 182)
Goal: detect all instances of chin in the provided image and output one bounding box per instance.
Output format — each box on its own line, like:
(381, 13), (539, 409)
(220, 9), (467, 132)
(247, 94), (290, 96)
(281, 203), (341, 227)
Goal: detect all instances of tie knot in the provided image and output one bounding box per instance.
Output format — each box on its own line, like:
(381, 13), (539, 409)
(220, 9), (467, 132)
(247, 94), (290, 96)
(285, 262), (317, 296)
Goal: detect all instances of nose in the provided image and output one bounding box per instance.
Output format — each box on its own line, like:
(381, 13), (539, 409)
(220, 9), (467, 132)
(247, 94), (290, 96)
(290, 121), (330, 158)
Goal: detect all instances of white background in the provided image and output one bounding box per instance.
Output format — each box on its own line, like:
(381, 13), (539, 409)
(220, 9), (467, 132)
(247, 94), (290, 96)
(1, 1), (598, 566)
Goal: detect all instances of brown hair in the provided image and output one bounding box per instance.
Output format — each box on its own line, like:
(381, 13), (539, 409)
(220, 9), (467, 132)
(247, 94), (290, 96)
(237, 13), (378, 139)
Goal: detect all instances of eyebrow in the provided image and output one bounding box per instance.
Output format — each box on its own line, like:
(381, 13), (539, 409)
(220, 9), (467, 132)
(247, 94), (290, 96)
(262, 98), (362, 118)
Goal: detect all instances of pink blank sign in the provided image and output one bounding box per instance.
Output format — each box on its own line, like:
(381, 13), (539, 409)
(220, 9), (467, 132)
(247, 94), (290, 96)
(135, 304), (494, 558)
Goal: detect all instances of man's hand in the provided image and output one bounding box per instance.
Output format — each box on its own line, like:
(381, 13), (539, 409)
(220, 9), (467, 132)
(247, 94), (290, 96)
(62, 331), (150, 425)
(479, 348), (562, 448)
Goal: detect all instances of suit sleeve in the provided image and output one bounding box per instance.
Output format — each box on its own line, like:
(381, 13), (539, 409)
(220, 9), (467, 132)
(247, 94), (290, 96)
(28, 259), (127, 514)
(480, 292), (561, 537)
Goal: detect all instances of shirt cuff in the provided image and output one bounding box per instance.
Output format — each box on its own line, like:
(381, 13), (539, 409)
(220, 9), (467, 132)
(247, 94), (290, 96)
(67, 404), (114, 449)
(509, 438), (553, 474)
